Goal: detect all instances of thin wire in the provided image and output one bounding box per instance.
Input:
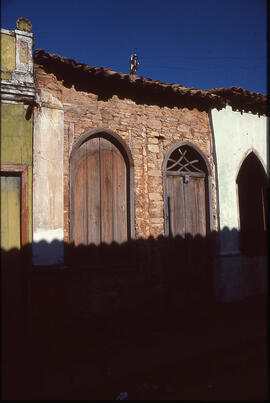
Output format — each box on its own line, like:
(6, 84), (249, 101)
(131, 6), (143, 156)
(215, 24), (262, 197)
(143, 64), (265, 71)
(141, 55), (266, 60)
(105, 63), (265, 71)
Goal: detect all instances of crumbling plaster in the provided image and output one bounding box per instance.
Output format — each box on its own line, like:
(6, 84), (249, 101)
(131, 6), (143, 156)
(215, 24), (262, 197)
(33, 89), (64, 265)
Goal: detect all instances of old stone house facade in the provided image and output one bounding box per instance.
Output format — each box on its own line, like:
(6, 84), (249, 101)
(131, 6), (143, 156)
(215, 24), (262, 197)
(1, 21), (267, 329)
(29, 48), (267, 314)
(32, 49), (222, 263)
(28, 49), (225, 317)
(1, 20), (268, 400)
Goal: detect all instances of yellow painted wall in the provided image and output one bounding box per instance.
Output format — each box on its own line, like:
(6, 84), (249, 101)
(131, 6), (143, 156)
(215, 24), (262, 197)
(0, 33), (15, 80)
(1, 103), (33, 242)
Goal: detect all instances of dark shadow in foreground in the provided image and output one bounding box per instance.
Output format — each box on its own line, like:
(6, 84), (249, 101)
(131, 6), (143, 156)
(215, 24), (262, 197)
(1, 228), (267, 400)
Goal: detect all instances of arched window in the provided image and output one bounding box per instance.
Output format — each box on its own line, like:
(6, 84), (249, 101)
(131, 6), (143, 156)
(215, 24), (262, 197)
(237, 152), (267, 255)
(163, 142), (211, 237)
(70, 130), (133, 246)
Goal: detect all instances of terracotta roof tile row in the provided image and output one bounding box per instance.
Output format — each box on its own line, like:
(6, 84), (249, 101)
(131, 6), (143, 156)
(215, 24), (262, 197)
(33, 49), (267, 115)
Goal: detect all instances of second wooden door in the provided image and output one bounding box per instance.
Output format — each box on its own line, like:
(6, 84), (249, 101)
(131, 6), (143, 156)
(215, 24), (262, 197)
(167, 174), (207, 237)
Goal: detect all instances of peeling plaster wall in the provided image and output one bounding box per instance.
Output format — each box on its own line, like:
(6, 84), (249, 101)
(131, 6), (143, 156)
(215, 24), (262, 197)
(1, 28), (35, 97)
(33, 90), (64, 265)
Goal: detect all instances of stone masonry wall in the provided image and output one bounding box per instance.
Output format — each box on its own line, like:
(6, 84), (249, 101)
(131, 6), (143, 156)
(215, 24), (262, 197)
(34, 65), (218, 242)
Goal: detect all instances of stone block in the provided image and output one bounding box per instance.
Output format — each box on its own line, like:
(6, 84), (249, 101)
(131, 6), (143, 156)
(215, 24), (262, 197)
(148, 144), (159, 153)
(148, 169), (161, 177)
(149, 193), (163, 201)
(147, 119), (162, 130)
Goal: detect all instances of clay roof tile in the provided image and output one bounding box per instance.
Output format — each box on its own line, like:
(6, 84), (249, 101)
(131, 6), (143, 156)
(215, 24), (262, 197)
(33, 49), (267, 115)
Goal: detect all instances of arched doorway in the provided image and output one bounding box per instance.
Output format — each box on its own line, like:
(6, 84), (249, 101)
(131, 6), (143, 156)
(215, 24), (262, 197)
(70, 131), (133, 246)
(237, 152), (267, 255)
(163, 142), (211, 238)
(162, 142), (212, 306)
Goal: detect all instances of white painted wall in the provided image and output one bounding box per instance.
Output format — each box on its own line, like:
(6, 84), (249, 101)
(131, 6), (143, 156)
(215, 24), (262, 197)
(211, 106), (267, 252)
(211, 106), (267, 301)
(33, 90), (64, 265)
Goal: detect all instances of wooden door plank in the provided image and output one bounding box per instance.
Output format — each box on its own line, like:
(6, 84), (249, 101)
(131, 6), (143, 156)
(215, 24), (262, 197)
(166, 176), (175, 236)
(100, 137), (113, 244)
(184, 177), (197, 237)
(167, 176), (185, 237)
(7, 176), (21, 250)
(197, 177), (206, 236)
(112, 146), (127, 243)
(0, 176), (8, 250)
(73, 142), (88, 245)
(86, 138), (100, 245)
(189, 177), (199, 237)
(174, 176), (185, 237)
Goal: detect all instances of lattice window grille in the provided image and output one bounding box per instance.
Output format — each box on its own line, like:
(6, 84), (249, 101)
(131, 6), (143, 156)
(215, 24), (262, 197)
(166, 147), (204, 174)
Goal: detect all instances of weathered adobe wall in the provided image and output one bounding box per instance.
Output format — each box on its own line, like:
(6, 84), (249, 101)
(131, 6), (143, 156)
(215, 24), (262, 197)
(34, 65), (218, 242)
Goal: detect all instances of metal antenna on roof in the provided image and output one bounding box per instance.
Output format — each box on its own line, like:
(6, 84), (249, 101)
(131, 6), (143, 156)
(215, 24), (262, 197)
(130, 53), (139, 75)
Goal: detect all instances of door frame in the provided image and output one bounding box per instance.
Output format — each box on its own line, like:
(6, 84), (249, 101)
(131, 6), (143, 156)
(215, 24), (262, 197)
(0, 165), (29, 246)
(162, 141), (212, 237)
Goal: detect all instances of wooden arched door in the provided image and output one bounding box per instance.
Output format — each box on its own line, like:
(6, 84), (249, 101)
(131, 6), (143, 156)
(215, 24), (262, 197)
(164, 143), (210, 238)
(163, 143), (212, 306)
(71, 136), (128, 246)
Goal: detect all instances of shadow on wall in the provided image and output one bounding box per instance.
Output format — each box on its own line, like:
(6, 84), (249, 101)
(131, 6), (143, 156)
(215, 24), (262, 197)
(2, 230), (217, 321)
(1, 227), (267, 326)
(1, 227), (267, 399)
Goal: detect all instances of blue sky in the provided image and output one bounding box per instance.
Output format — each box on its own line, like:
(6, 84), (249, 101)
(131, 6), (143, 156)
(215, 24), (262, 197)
(1, 0), (267, 93)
